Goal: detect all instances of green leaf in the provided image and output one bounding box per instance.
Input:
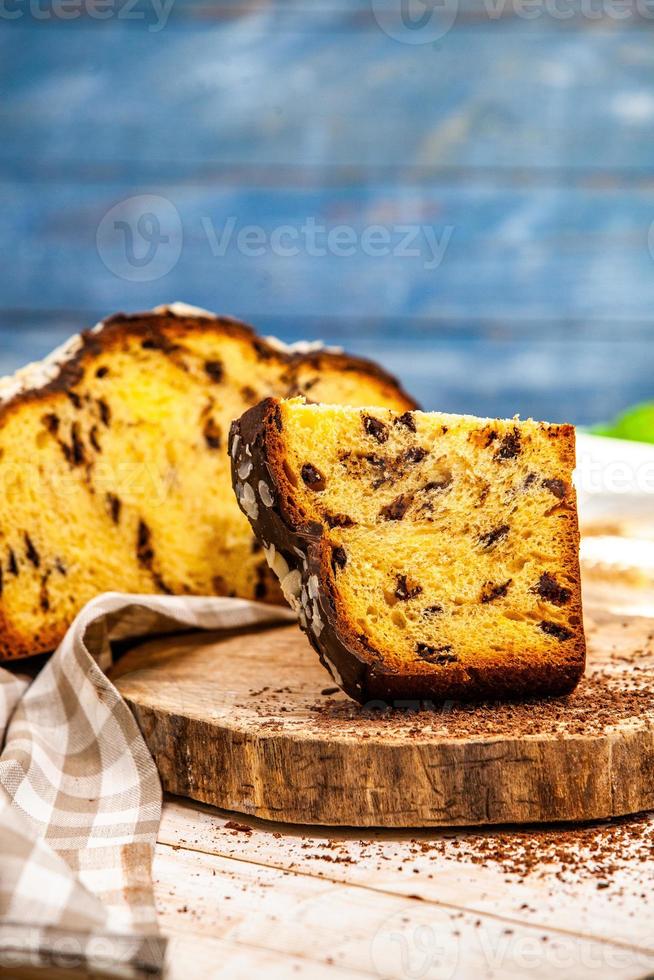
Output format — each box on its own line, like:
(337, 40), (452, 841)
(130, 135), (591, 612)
(590, 402), (654, 444)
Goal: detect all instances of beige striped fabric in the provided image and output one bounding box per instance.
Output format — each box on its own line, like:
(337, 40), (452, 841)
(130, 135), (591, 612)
(0, 592), (294, 977)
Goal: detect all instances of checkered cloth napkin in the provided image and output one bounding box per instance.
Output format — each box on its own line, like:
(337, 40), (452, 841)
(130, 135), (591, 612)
(0, 592), (293, 977)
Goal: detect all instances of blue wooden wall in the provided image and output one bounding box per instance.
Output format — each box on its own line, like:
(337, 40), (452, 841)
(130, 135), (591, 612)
(1, 2), (653, 423)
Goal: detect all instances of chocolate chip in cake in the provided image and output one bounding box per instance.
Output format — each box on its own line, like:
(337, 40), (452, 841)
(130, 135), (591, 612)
(39, 575), (50, 612)
(379, 494), (412, 521)
(107, 493), (121, 524)
(152, 572), (173, 595)
(299, 376), (319, 395)
(362, 415), (388, 443)
(7, 548), (18, 576)
(67, 391), (82, 410)
(95, 366), (109, 379)
(255, 581), (267, 600)
(395, 411), (416, 432)
(394, 574), (423, 601)
(332, 545), (347, 572)
(97, 399), (111, 427)
(542, 477), (567, 499)
(55, 557), (66, 575)
(136, 520), (154, 568)
(532, 572), (571, 606)
(422, 474), (452, 493)
(480, 579), (512, 603)
(539, 620), (573, 641)
(339, 451), (389, 488)
(42, 413), (60, 435)
(59, 440), (73, 465)
(366, 455), (391, 488)
(89, 425), (101, 453)
(301, 463), (326, 491)
(324, 512), (355, 528)
(478, 524), (509, 549)
(212, 575), (229, 596)
(203, 418), (222, 450)
(364, 453), (386, 470)
(404, 447), (428, 465)
(241, 385), (257, 404)
(24, 533), (40, 568)
(71, 423), (85, 466)
(422, 604), (443, 617)
(204, 359), (224, 383)
(416, 642), (458, 664)
(253, 338), (274, 361)
(141, 335), (183, 354)
(494, 428), (521, 461)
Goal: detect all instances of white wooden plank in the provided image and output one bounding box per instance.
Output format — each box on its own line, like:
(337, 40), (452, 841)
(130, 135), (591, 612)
(158, 798), (654, 955)
(164, 931), (363, 980)
(154, 839), (654, 979)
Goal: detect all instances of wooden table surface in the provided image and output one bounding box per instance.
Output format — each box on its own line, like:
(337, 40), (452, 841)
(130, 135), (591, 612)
(152, 528), (654, 980)
(154, 796), (654, 979)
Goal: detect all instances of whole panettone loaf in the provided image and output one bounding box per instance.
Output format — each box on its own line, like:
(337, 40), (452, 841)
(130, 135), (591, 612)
(229, 397), (586, 703)
(0, 304), (415, 660)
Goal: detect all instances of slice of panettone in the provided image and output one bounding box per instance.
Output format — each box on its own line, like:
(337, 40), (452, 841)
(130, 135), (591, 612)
(229, 397), (586, 703)
(0, 304), (415, 660)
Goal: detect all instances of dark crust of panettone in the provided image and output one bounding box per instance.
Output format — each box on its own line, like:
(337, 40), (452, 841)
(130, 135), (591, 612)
(0, 310), (416, 427)
(230, 398), (586, 705)
(0, 310), (417, 661)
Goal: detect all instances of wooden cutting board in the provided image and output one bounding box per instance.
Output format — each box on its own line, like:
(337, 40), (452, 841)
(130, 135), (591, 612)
(110, 581), (654, 828)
